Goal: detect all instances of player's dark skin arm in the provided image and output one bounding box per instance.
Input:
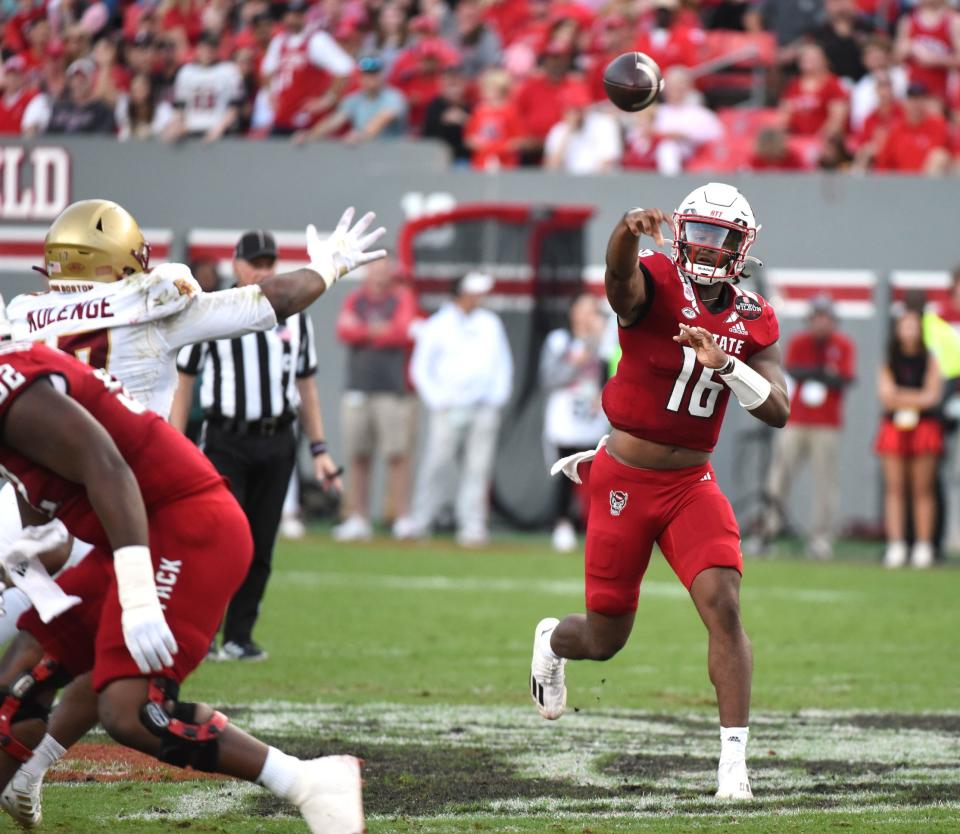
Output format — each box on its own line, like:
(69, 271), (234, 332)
(605, 209), (671, 324)
(257, 268), (330, 321)
(744, 343), (791, 428)
(2, 381), (150, 551)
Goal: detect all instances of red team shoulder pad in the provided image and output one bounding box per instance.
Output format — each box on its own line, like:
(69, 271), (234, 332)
(0, 342), (223, 545)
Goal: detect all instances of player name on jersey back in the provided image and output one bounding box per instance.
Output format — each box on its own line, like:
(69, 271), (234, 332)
(22, 297), (115, 333)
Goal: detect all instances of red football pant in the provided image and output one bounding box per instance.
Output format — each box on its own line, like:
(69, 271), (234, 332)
(20, 487), (253, 692)
(584, 448), (742, 615)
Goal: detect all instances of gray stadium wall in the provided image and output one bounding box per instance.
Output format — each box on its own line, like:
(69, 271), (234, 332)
(0, 137), (953, 537)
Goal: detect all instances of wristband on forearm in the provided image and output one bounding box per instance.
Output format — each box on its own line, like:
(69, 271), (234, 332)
(719, 357), (772, 411)
(310, 440), (328, 457)
(113, 545), (159, 610)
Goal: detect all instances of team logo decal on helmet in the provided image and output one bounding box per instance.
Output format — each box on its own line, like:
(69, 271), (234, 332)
(672, 182), (760, 286)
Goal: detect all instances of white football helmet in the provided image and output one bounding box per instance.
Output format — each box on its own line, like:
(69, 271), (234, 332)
(672, 182), (760, 285)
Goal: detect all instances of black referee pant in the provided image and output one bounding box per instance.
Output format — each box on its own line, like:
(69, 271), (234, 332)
(202, 421), (297, 646)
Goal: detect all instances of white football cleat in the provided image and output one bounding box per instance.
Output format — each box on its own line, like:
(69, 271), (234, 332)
(551, 521), (577, 553)
(332, 515), (373, 543)
(911, 542), (934, 569)
(530, 617), (566, 720)
(715, 759), (753, 800)
(1, 769), (43, 829)
(292, 755), (364, 834)
(883, 541), (908, 569)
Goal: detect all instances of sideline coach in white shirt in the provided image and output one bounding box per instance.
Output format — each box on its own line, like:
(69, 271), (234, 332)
(406, 272), (513, 547)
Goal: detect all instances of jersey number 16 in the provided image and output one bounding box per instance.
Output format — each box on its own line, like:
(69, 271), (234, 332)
(666, 346), (723, 418)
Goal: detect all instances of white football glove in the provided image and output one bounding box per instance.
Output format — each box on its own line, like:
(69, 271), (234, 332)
(0, 519), (81, 623)
(306, 206), (387, 290)
(114, 546), (177, 674)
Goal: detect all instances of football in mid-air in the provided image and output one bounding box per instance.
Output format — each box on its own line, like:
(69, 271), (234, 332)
(602, 51), (664, 112)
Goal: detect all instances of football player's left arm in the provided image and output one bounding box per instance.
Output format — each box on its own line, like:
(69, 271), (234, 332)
(745, 342), (790, 428)
(296, 377), (342, 493)
(295, 315), (342, 492)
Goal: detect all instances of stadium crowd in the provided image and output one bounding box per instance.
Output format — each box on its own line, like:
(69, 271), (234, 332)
(1, 0), (959, 174)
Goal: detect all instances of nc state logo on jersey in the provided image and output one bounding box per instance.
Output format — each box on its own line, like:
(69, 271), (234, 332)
(609, 490), (628, 517)
(734, 296), (762, 321)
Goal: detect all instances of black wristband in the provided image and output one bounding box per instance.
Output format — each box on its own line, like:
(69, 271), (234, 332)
(718, 358), (736, 376)
(310, 440), (328, 457)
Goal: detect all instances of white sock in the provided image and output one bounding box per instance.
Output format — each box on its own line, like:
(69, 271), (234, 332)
(720, 726), (749, 763)
(21, 734), (66, 781)
(257, 747), (301, 801)
(0, 588), (33, 646)
(541, 627), (560, 661)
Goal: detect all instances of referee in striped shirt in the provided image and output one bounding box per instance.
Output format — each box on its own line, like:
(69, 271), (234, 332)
(171, 229), (341, 662)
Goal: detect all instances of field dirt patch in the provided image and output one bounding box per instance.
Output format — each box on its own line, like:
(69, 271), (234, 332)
(49, 743), (224, 783)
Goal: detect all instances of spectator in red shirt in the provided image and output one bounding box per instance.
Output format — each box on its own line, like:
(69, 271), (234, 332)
(465, 68), (522, 170)
(333, 254), (419, 543)
(851, 71), (902, 166)
(747, 126), (809, 171)
(779, 42), (849, 138)
(874, 82), (951, 174)
(0, 54), (49, 136)
(483, 0), (532, 45)
(388, 37), (458, 131)
(260, 0), (355, 135)
(761, 295), (856, 559)
(634, 0), (705, 72)
(513, 46), (590, 165)
(894, 0), (960, 107)
(585, 14), (637, 102)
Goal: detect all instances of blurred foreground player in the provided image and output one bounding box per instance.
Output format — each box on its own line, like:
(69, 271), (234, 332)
(529, 183), (789, 800)
(0, 339), (364, 833)
(0, 198), (385, 826)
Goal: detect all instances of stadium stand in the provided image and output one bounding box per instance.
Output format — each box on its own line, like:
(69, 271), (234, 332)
(0, 0), (958, 176)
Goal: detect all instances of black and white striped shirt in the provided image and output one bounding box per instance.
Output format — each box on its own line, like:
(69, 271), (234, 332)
(176, 312), (317, 421)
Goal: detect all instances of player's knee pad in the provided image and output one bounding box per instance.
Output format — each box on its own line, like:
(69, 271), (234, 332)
(0, 655), (70, 763)
(139, 678), (227, 773)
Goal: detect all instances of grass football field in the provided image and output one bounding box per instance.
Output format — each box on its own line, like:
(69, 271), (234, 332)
(29, 534), (960, 833)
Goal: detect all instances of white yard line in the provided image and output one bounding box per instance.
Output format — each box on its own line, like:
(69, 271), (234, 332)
(273, 571), (857, 603)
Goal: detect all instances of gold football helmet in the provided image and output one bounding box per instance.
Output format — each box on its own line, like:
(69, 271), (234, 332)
(40, 199), (150, 283)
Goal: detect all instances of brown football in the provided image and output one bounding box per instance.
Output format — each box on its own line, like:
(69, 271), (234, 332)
(602, 51), (664, 112)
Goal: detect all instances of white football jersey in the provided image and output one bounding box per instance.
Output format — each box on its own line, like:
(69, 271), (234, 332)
(173, 61), (244, 134)
(6, 263), (277, 417)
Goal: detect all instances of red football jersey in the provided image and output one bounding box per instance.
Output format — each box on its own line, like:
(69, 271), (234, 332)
(0, 342), (223, 548)
(602, 251), (780, 452)
(904, 10), (957, 102)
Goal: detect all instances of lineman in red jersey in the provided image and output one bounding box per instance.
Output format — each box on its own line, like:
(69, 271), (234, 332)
(0, 342), (363, 833)
(529, 183), (789, 801)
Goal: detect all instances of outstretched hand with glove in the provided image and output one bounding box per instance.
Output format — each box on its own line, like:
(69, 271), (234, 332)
(306, 207), (387, 290)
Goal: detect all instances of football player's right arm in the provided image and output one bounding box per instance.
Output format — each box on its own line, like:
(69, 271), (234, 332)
(605, 208), (670, 325)
(3, 381), (176, 673)
(169, 372), (195, 433)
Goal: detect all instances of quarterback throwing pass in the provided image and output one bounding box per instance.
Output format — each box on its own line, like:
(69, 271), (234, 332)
(530, 183), (790, 800)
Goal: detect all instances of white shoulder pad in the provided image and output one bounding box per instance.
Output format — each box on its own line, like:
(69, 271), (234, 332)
(132, 264), (202, 317)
